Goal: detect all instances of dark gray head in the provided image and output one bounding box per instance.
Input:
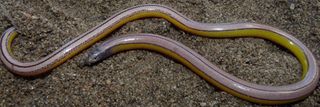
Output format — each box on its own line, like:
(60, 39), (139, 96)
(85, 47), (110, 66)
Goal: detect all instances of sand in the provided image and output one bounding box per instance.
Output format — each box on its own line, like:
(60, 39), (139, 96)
(0, 0), (319, 106)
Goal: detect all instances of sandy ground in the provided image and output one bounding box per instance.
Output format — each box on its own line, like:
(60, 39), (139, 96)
(0, 0), (319, 106)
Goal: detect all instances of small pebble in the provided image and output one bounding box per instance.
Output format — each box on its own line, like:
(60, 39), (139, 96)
(200, 102), (207, 107)
(106, 79), (112, 85)
(290, 3), (295, 10)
